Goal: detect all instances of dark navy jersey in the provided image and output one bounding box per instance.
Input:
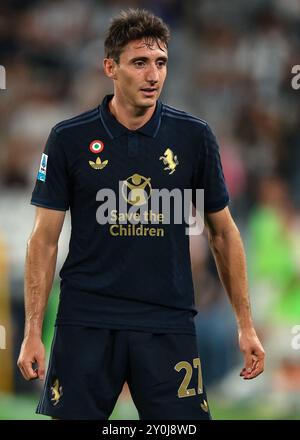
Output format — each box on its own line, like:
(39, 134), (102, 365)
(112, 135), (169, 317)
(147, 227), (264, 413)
(31, 94), (229, 334)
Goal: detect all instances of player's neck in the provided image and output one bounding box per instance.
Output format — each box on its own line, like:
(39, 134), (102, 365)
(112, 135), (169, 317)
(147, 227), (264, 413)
(109, 94), (155, 131)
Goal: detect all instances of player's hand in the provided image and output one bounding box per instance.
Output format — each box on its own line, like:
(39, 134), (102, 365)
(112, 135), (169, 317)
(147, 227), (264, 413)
(238, 328), (265, 380)
(17, 335), (45, 381)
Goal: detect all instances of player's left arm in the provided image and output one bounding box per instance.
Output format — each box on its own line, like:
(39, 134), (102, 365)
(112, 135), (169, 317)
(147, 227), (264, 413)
(204, 206), (265, 380)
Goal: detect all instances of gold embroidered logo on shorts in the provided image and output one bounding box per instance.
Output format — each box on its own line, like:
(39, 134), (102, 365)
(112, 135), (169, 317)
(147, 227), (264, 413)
(51, 379), (63, 406)
(159, 148), (179, 175)
(201, 399), (209, 412)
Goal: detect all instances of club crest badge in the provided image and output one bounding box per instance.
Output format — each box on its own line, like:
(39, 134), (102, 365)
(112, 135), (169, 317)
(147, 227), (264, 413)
(50, 378), (63, 406)
(159, 148), (179, 175)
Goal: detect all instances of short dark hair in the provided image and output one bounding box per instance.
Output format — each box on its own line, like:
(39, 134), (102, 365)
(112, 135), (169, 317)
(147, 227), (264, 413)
(104, 8), (170, 63)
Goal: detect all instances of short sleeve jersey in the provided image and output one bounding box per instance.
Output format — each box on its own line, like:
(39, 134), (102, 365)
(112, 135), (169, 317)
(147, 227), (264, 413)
(31, 95), (229, 334)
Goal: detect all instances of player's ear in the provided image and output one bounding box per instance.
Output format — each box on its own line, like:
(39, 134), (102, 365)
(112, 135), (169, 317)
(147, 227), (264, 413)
(103, 58), (118, 80)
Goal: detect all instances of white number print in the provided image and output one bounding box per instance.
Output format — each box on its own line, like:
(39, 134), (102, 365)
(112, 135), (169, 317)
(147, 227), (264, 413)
(291, 65), (300, 90)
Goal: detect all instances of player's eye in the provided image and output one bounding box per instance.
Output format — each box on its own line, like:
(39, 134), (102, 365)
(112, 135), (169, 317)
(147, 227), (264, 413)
(134, 61), (145, 68)
(157, 60), (167, 68)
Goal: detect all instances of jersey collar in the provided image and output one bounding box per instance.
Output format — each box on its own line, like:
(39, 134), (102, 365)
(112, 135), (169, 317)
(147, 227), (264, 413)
(99, 94), (162, 139)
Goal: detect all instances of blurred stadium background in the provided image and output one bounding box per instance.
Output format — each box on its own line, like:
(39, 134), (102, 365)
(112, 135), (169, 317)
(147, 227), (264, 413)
(0, 0), (300, 420)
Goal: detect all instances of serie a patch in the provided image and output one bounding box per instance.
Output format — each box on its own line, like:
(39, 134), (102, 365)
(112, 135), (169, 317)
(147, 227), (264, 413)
(37, 153), (48, 182)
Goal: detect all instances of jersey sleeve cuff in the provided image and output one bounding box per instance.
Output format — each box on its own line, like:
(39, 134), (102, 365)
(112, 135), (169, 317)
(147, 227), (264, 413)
(31, 198), (69, 211)
(204, 198), (230, 213)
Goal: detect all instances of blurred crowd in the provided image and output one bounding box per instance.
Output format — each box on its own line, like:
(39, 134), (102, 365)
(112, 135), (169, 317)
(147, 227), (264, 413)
(0, 0), (300, 418)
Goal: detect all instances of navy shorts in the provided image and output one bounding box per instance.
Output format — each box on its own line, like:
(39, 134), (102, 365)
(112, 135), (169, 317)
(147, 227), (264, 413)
(37, 326), (211, 420)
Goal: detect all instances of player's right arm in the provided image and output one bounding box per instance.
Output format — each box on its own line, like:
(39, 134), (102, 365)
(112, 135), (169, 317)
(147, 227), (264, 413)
(17, 207), (65, 381)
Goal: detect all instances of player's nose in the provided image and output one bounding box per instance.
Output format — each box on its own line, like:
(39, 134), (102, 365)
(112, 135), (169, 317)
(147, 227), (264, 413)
(145, 63), (159, 83)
